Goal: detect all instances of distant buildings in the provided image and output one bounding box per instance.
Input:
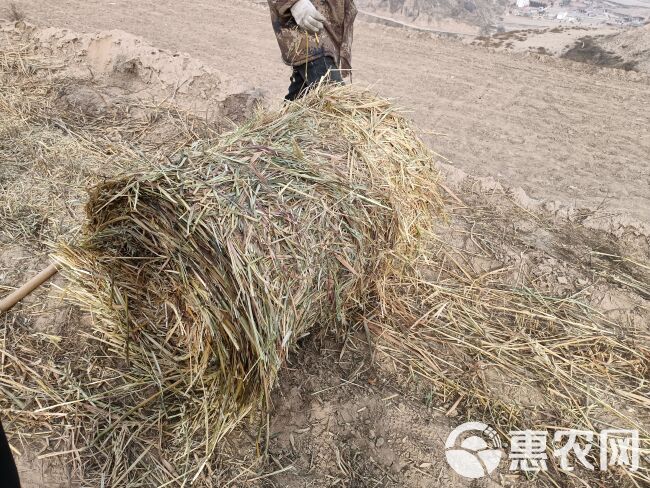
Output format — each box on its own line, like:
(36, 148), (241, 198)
(511, 0), (646, 27)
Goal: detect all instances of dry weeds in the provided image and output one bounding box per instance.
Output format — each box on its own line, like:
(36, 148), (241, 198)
(0, 38), (648, 488)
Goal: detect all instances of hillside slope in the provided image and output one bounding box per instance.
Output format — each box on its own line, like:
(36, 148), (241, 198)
(357, 0), (508, 32)
(585, 23), (650, 72)
(6, 0), (650, 227)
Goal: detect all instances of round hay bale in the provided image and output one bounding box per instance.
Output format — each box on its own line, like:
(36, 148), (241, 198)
(56, 84), (443, 457)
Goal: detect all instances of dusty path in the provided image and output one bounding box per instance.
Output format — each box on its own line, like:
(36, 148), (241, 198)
(8, 0), (650, 223)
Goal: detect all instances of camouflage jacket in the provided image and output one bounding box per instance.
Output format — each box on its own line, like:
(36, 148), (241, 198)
(267, 0), (357, 76)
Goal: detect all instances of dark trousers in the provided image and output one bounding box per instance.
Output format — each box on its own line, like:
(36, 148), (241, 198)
(285, 56), (343, 101)
(0, 421), (20, 488)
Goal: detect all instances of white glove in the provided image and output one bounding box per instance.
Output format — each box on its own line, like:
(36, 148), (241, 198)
(290, 0), (325, 33)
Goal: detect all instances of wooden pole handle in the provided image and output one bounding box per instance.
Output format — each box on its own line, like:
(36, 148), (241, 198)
(0, 263), (59, 314)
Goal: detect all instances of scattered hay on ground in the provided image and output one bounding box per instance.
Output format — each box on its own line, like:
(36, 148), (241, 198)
(1, 37), (649, 488)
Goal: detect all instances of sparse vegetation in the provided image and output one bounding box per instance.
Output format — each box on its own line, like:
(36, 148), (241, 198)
(563, 36), (639, 71)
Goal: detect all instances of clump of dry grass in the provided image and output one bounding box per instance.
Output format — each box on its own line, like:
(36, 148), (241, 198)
(50, 83), (444, 483)
(0, 45), (217, 252)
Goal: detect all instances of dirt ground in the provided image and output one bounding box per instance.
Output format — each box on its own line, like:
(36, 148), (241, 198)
(4, 0), (650, 226)
(1, 1), (649, 487)
(472, 24), (650, 75)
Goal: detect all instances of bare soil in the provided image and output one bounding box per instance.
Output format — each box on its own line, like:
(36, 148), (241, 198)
(473, 25), (650, 76)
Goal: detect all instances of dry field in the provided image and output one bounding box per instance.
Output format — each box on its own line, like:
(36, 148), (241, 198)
(5, 0), (650, 226)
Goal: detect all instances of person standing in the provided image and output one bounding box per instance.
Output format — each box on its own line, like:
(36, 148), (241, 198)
(267, 0), (357, 100)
